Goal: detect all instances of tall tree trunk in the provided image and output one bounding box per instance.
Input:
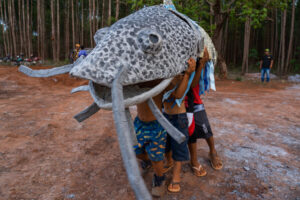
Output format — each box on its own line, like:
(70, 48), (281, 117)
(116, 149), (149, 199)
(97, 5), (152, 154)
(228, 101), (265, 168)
(270, 9), (275, 55)
(96, 0), (99, 30)
(5, 0), (12, 56)
(65, 0), (70, 60)
(81, 0), (84, 44)
(0, 0), (8, 55)
(279, 9), (287, 76)
(56, 0), (60, 61)
(18, 0), (23, 55)
(274, 8), (279, 67)
(115, 0), (120, 21)
(89, 0), (92, 47)
(27, 0), (31, 56)
(41, 0), (45, 59)
(11, 0), (17, 55)
(285, 0), (295, 73)
(209, 3), (213, 35)
(71, 0), (75, 48)
(21, 0), (27, 57)
(101, 0), (105, 27)
(51, 0), (56, 61)
(233, 24), (238, 66)
(93, 0), (96, 34)
(210, 0), (231, 79)
(37, 0), (41, 57)
(242, 17), (251, 74)
(9, 0), (17, 56)
(76, 0), (79, 44)
(108, 0), (111, 25)
(222, 18), (229, 58)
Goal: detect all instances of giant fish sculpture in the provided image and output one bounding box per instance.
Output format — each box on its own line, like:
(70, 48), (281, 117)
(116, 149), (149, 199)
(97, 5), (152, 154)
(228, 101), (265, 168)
(19, 4), (217, 200)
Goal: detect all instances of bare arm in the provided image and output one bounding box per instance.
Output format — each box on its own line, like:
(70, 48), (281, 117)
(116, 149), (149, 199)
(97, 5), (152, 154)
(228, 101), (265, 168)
(270, 60), (273, 69)
(172, 58), (196, 99)
(191, 47), (209, 88)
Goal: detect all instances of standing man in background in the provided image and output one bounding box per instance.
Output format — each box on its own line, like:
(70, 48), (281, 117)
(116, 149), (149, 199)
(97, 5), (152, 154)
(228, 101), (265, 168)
(260, 49), (273, 83)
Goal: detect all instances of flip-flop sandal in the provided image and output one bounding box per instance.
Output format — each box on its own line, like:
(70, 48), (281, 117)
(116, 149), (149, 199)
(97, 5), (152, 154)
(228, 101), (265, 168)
(209, 152), (223, 170)
(168, 181), (181, 193)
(191, 164), (207, 177)
(162, 163), (174, 174)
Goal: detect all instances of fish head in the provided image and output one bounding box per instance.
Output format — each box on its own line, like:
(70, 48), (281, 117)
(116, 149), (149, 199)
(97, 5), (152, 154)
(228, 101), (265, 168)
(70, 5), (207, 109)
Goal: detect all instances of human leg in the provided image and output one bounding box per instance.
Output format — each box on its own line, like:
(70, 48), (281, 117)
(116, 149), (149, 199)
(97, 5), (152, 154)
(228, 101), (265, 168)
(261, 68), (266, 82)
(192, 110), (223, 170)
(142, 122), (167, 197)
(188, 141), (207, 176)
(162, 150), (174, 173)
(206, 136), (223, 170)
(168, 161), (182, 192)
(206, 136), (217, 154)
(136, 153), (152, 170)
(164, 114), (190, 193)
(266, 69), (270, 82)
(133, 117), (152, 169)
(151, 160), (166, 197)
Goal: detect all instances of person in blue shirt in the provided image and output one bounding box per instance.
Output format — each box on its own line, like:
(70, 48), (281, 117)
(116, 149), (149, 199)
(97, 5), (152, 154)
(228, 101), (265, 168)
(78, 45), (88, 58)
(260, 49), (273, 82)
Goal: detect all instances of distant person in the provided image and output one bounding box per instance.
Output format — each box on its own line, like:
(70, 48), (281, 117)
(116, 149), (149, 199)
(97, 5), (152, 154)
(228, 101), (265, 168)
(260, 49), (273, 82)
(72, 44), (81, 62)
(78, 45), (88, 58)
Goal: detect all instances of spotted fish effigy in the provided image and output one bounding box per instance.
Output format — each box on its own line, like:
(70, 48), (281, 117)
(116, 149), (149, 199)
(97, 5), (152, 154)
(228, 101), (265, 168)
(71, 5), (202, 86)
(19, 4), (217, 200)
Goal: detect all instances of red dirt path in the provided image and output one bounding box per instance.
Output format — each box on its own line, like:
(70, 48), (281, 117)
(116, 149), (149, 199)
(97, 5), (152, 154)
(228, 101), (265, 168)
(0, 65), (299, 200)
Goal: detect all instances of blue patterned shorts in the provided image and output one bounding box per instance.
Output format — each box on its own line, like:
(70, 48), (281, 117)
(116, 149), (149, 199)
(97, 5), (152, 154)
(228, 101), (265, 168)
(133, 117), (167, 162)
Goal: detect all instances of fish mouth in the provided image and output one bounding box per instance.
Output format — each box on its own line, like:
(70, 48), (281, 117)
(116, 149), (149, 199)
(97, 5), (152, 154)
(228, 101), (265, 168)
(89, 78), (173, 110)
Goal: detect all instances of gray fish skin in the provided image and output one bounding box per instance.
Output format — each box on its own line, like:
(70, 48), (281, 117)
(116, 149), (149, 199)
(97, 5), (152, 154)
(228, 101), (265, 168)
(70, 5), (203, 87)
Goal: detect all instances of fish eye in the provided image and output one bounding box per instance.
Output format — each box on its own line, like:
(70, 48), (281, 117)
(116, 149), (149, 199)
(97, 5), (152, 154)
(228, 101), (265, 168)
(137, 28), (162, 54)
(149, 34), (159, 44)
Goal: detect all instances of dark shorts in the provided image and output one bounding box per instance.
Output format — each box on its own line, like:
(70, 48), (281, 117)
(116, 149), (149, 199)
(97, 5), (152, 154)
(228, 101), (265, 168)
(133, 117), (167, 162)
(189, 110), (213, 143)
(164, 113), (190, 162)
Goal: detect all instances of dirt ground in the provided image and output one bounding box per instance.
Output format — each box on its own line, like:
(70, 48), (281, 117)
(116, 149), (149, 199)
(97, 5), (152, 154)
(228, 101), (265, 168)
(0, 65), (299, 200)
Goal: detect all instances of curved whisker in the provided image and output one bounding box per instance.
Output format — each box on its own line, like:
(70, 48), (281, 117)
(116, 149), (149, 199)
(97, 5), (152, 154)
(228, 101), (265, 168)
(112, 68), (151, 200)
(19, 64), (73, 78)
(74, 103), (100, 122)
(71, 85), (89, 94)
(147, 98), (185, 144)
(125, 108), (138, 146)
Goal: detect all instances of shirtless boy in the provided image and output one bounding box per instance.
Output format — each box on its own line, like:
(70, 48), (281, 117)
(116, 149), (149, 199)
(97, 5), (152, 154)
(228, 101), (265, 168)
(164, 48), (222, 177)
(163, 58), (196, 193)
(134, 88), (167, 197)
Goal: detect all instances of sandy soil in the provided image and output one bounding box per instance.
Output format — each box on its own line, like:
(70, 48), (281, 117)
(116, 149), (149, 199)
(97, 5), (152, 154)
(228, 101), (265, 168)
(0, 65), (299, 200)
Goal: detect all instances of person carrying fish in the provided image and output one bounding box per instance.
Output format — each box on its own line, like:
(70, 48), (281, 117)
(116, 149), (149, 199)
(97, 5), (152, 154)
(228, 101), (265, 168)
(132, 83), (168, 197)
(185, 48), (223, 177)
(163, 57), (196, 193)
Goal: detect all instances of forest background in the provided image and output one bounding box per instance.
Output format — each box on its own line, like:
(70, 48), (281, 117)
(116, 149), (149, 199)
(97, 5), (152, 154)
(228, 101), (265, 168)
(0, 0), (299, 77)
